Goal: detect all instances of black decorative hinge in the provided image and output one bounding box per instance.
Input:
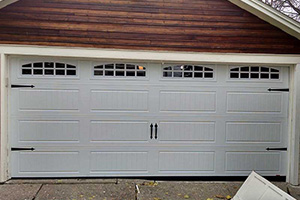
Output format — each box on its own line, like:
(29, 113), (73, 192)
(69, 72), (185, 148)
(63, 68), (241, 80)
(11, 147), (35, 151)
(266, 147), (287, 151)
(268, 88), (289, 92)
(11, 84), (35, 88)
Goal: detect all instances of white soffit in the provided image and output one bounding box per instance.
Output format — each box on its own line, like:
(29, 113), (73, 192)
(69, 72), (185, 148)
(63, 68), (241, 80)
(0, 0), (19, 9)
(228, 0), (300, 40)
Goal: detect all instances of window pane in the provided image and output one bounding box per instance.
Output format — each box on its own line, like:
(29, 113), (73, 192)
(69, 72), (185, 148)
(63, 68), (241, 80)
(116, 71), (125, 76)
(137, 71), (146, 77)
(126, 64), (135, 69)
(173, 65), (182, 70)
(271, 68), (279, 72)
(250, 73), (259, 79)
(67, 64), (76, 69)
(95, 65), (103, 69)
(251, 67), (259, 72)
(164, 66), (172, 70)
(105, 71), (114, 76)
(22, 63), (32, 68)
(105, 64), (114, 69)
(271, 74), (279, 79)
(261, 67), (269, 72)
(163, 71), (172, 77)
(194, 72), (203, 78)
(184, 65), (193, 71)
(231, 68), (239, 72)
(205, 67), (213, 71)
(45, 62), (54, 68)
(137, 66), (145, 70)
(240, 73), (249, 78)
(204, 72), (213, 78)
(174, 72), (182, 77)
(184, 72), (192, 77)
(67, 70), (76, 76)
(45, 69), (54, 75)
(56, 63), (65, 68)
(261, 73), (269, 79)
(56, 69), (65, 75)
(34, 62), (43, 68)
(126, 71), (135, 76)
(116, 64), (125, 69)
(194, 66), (203, 71)
(230, 73), (239, 78)
(22, 69), (32, 75)
(94, 70), (103, 76)
(241, 67), (249, 71)
(33, 69), (43, 75)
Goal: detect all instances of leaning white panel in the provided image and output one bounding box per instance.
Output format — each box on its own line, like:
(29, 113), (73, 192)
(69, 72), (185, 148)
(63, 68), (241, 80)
(232, 171), (296, 200)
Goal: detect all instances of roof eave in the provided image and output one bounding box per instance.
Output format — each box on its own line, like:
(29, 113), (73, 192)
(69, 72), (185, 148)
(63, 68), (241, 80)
(228, 0), (300, 40)
(0, 0), (19, 9)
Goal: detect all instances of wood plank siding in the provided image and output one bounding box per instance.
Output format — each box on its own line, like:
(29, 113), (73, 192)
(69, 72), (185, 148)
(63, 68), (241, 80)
(0, 0), (300, 54)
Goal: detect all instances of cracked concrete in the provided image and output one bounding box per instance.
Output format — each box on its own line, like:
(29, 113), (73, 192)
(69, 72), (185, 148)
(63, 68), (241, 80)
(0, 179), (299, 200)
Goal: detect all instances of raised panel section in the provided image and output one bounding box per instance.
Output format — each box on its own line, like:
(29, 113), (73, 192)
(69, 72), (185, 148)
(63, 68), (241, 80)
(90, 90), (148, 111)
(18, 152), (79, 173)
(227, 92), (282, 113)
(159, 152), (215, 172)
(159, 122), (215, 142)
(226, 152), (280, 171)
(19, 89), (79, 111)
(160, 91), (216, 112)
(226, 122), (281, 142)
(19, 121), (79, 142)
(90, 152), (148, 172)
(90, 121), (148, 142)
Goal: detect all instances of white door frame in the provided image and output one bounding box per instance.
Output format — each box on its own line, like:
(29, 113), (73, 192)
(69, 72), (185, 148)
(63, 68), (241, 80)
(0, 44), (299, 185)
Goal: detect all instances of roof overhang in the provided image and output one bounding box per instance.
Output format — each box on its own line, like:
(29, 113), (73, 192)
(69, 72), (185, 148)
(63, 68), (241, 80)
(229, 0), (300, 40)
(0, 0), (18, 9)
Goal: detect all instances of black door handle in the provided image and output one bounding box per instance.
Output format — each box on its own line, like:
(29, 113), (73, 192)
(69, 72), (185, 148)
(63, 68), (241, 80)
(155, 123), (158, 139)
(150, 124), (153, 139)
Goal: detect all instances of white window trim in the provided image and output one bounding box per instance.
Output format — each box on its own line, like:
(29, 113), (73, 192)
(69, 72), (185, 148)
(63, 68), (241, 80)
(0, 45), (299, 185)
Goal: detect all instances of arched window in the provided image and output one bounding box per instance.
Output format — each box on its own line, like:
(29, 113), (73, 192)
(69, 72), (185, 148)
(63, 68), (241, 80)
(21, 62), (77, 76)
(230, 66), (280, 80)
(163, 65), (214, 79)
(94, 63), (146, 77)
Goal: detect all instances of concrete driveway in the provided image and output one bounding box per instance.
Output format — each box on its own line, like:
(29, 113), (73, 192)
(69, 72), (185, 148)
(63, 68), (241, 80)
(0, 179), (299, 200)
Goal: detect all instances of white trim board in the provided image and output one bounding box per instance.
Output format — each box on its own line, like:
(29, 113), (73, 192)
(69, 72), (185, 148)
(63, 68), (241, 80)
(0, 44), (300, 64)
(0, 45), (299, 185)
(229, 0), (300, 40)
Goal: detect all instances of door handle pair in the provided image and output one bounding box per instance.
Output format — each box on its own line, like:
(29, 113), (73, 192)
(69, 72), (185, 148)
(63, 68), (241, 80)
(150, 123), (158, 139)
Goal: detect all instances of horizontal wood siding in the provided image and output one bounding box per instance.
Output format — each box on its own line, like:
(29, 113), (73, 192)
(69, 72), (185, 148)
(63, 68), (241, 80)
(0, 0), (300, 54)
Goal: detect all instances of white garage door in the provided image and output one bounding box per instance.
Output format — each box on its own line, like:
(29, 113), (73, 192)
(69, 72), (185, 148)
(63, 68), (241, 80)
(10, 57), (289, 177)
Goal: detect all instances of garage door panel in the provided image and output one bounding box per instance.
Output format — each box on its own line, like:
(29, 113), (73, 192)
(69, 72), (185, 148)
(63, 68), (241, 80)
(159, 121), (215, 142)
(13, 151), (80, 175)
(226, 122), (281, 143)
(90, 90), (149, 111)
(160, 91), (216, 112)
(225, 152), (281, 172)
(90, 121), (149, 142)
(19, 89), (80, 111)
(158, 151), (215, 172)
(18, 120), (80, 143)
(90, 151), (148, 173)
(227, 92), (282, 113)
